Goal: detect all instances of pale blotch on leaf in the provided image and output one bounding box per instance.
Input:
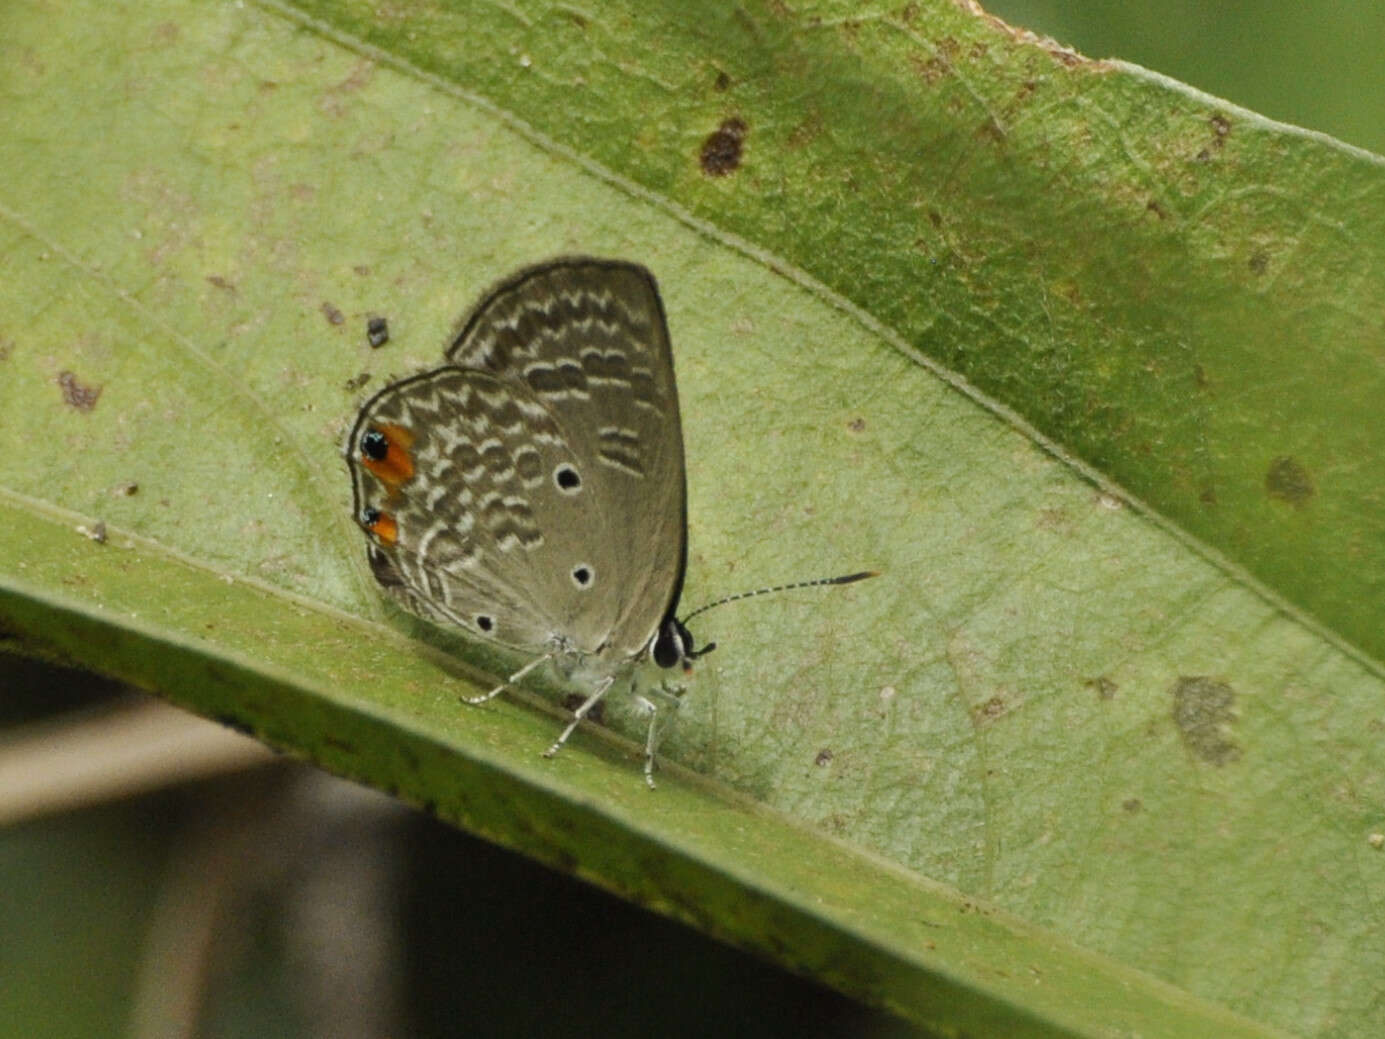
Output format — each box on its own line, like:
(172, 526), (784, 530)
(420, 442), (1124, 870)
(1171, 675), (1241, 766)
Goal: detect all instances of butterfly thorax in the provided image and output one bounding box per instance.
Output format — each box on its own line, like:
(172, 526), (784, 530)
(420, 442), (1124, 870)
(550, 611), (696, 682)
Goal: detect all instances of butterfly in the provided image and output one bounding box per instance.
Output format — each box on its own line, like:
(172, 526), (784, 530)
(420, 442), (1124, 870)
(347, 258), (873, 785)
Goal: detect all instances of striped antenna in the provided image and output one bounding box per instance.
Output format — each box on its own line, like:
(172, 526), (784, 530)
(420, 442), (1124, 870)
(680, 570), (879, 625)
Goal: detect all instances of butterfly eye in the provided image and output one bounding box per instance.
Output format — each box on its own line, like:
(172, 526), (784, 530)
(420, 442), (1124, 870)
(361, 506), (380, 525)
(571, 565), (593, 588)
(554, 464), (582, 493)
(361, 429), (389, 460)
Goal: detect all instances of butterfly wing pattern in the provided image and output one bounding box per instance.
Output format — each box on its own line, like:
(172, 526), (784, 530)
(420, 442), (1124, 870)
(347, 258), (692, 782)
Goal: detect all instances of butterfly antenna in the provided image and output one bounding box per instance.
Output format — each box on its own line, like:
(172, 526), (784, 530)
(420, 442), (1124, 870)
(680, 571), (879, 633)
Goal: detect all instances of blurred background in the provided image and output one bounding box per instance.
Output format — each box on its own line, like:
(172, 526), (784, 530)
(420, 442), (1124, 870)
(989, 0), (1385, 155)
(3, 3), (1379, 1037)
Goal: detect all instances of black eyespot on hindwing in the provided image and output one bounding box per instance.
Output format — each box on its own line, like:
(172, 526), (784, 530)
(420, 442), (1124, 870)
(361, 429), (389, 460)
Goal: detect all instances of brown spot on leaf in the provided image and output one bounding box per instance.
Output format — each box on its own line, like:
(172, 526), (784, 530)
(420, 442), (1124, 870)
(714, 70), (731, 91)
(366, 315), (390, 348)
(322, 302), (345, 326)
(58, 371), (101, 411)
(1266, 456), (1314, 506)
(1249, 252), (1269, 275)
(1087, 676), (1117, 701)
(206, 275), (235, 292)
(1171, 676), (1241, 766)
(700, 117), (748, 176)
(910, 53), (949, 85)
(814, 748), (833, 767)
(847, 417), (866, 433)
(1122, 798), (1142, 814)
(973, 695), (1009, 725)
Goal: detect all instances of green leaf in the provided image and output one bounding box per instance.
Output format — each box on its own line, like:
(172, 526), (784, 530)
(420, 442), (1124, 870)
(1, 0), (1381, 1035)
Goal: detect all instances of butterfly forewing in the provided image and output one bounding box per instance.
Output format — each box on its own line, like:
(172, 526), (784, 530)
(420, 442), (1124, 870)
(445, 260), (687, 659)
(347, 259), (687, 665)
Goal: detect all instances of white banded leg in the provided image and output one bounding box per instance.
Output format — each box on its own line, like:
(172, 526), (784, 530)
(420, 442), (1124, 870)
(461, 654), (552, 706)
(638, 683), (684, 790)
(543, 675), (615, 759)
(643, 704), (660, 790)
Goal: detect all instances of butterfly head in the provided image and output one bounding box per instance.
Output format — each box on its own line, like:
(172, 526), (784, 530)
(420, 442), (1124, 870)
(651, 615), (717, 674)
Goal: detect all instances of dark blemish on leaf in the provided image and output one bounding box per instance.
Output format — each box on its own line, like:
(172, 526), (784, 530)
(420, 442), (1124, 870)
(814, 748), (833, 767)
(206, 275), (236, 292)
(58, 371), (101, 411)
(78, 521), (107, 544)
(1087, 676), (1117, 701)
(1193, 364), (1208, 388)
(1146, 199), (1168, 220)
(973, 695), (1008, 725)
(1210, 114), (1231, 141)
(321, 302), (345, 326)
(700, 117), (748, 176)
(562, 694), (605, 725)
(1195, 148), (1212, 163)
(367, 315), (390, 348)
(113, 482), (139, 497)
(974, 117), (1006, 145)
(910, 54), (949, 85)
(714, 70), (731, 91)
(344, 372), (371, 392)
(847, 417), (866, 433)
(1122, 798), (1142, 814)
(927, 209), (942, 229)
(1199, 484), (1217, 506)
(1249, 252), (1269, 275)
(1266, 455), (1314, 506)
(353, 264), (370, 276)
(1171, 676), (1241, 766)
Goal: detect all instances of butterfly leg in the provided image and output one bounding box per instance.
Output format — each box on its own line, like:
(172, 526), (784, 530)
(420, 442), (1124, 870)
(636, 682), (684, 790)
(461, 654), (552, 706)
(543, 675), (615, 760)
(642, 704), (660, 790)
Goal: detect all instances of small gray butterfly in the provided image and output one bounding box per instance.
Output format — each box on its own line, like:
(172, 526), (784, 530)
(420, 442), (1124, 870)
(347, 257), (872, 785)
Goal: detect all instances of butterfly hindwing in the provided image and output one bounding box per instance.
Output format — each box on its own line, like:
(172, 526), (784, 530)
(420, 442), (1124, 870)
(445, 259), (687, 658)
